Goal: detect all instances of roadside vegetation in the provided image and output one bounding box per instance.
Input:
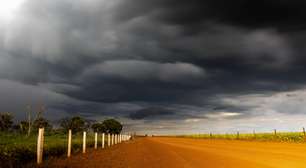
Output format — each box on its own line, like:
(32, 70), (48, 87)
(0, 111), (123, 167)
(179, 131), (306, 142)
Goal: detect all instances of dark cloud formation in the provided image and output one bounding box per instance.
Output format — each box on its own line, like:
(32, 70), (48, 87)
(129, 107), (175, 120)
(116, 0), (306, 31)
(1, 0), (306, 133)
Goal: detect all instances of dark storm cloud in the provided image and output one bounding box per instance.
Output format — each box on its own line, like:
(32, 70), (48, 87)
(115, 0), (306, 31)
(1, 0), (306, 133)
(129, 107), (175, 120)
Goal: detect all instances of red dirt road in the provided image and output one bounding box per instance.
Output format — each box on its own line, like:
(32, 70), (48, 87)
(46, 137), (306, 168)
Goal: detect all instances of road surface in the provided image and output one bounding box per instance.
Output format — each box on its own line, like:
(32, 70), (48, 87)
(45, 137), (306, 168)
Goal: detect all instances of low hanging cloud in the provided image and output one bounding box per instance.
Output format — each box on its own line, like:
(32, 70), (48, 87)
(82, 60), (206, 83)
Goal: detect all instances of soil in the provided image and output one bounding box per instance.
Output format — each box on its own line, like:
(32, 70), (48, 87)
(43, 137), (306, 168)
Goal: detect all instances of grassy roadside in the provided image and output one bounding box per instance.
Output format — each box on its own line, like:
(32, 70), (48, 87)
(177, 132), (306, 143)
(0, 132), (97, 167)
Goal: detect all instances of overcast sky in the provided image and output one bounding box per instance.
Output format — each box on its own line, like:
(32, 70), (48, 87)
(1, 0), (306, 134)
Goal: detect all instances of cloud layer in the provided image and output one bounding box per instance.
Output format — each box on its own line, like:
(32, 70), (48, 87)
(1, 0), (306, 133)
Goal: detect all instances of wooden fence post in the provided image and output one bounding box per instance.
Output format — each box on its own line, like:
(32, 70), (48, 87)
(37, 128), (44, 164)
(237, 131), (239, 140)
(83, 131), (86, 153)
(102, 133), (105, 148)
(210, 132), (212, 139)
(274, 129), (277, 136)
(67, 129), (72, 157)
(108, 133), (111, 147)
(303, 127), (305, 137)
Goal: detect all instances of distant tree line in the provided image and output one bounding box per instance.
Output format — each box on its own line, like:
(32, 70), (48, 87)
(0, 112), (123, 135)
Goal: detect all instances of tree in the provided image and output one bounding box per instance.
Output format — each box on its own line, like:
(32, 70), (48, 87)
(60, 116), (85, 133)
(32, 117), (52, 132)
(0, 112), (13, 131)
(25, 104), (46, 136)
(19, 121), (29, 133)
(91, 123), (106, 133)
(102, 119), (122, 134)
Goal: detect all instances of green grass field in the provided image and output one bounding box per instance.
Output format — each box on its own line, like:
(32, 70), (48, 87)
(179, 131), (306, 142)
(0, 132), (99, 167)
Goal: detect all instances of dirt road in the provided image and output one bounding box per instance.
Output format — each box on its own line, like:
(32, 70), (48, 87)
(45, 137), (306, 168)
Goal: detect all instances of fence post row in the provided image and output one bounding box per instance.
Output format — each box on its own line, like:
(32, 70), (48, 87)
(36, 131), (132, 165)
(37, 128), (44, 164)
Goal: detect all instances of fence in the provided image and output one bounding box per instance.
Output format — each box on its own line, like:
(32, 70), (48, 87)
(179, 127), (306, 142)
(36, 128), (132, 164)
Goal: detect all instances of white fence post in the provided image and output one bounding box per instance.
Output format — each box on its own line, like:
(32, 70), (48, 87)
(37, 128), (44, 164)
(95, 132), (98, 149)
(111, 134), (114, 146)
(108, 133), (110, 147)
(83, 131), (86, 153)
(102, 133), (105, 148)
(67, 129), (72, 157)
